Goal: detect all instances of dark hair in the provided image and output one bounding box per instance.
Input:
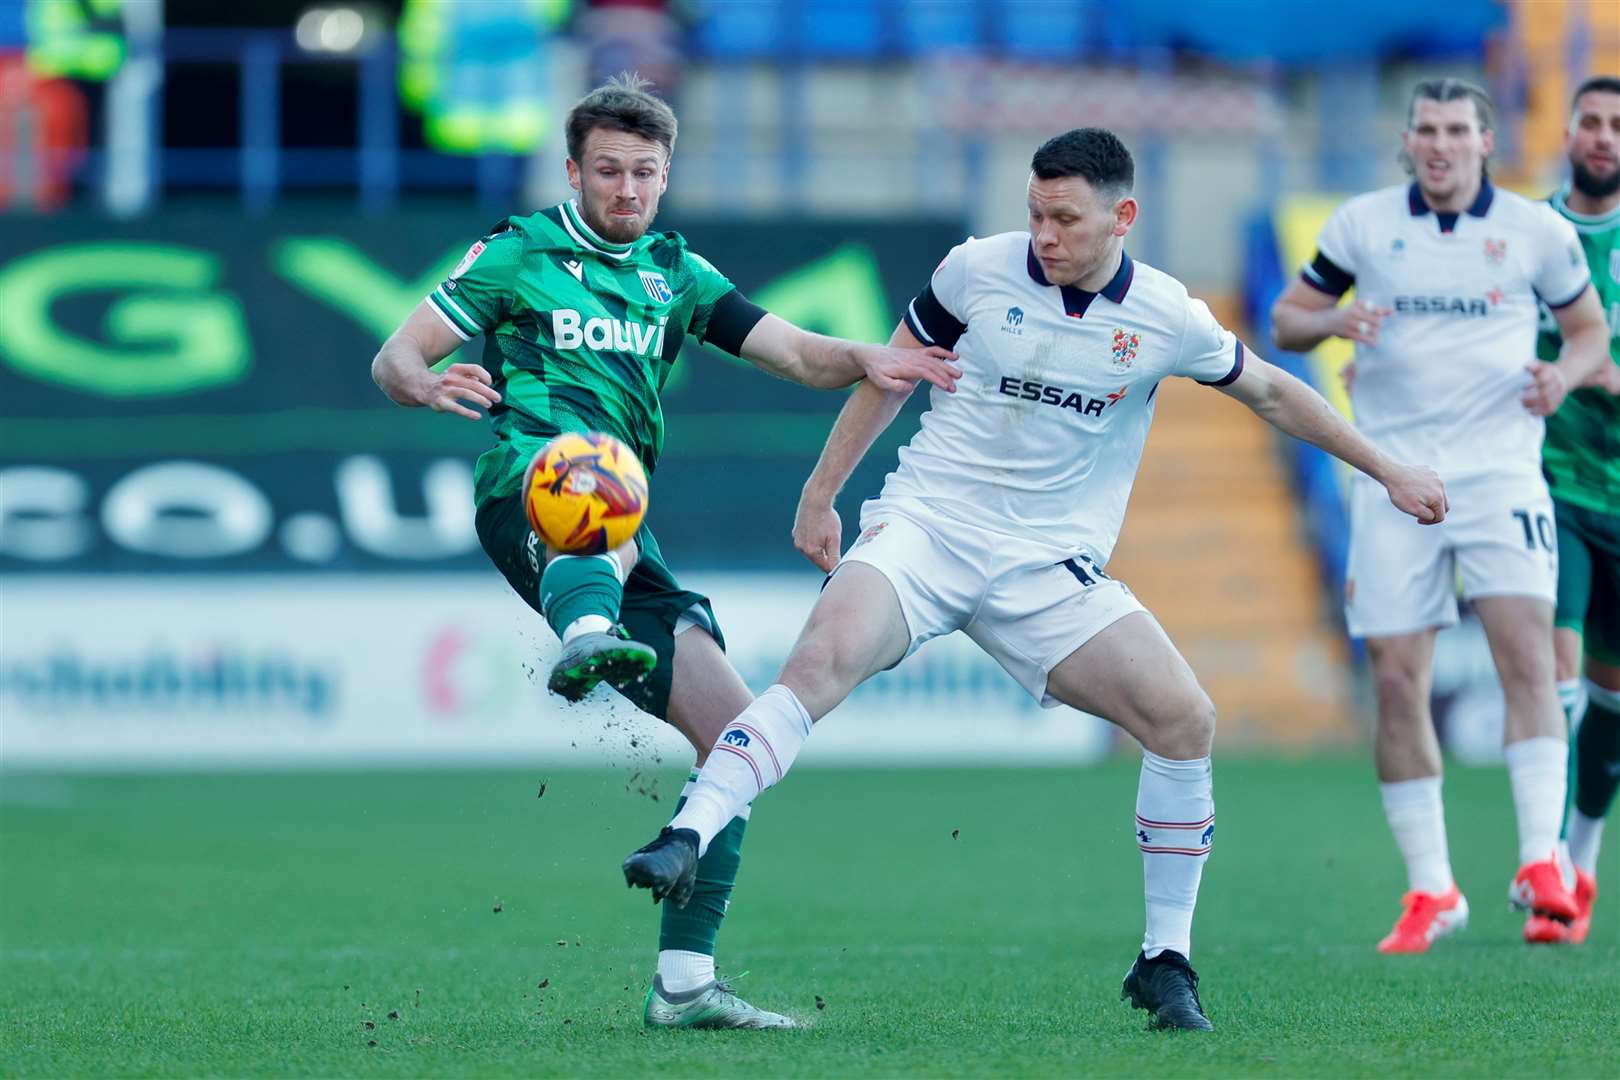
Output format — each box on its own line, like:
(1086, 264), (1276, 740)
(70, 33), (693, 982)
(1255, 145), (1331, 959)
(565, 72), (678, 164)
(1572, 74), (1620, 111)
(1403, 78), (1495, 179)
(1406, 77), (1495, 133)
(1030, 128), (1134, 199)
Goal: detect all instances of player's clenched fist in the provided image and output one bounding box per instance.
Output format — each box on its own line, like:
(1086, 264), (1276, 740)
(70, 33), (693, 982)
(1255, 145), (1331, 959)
(421, 362), (501, 420)
(1383, 462), (1448, 525)
(855, 344), (961, 394)
(1332, 299), (1392, 347)
(793, 498), (842, 573)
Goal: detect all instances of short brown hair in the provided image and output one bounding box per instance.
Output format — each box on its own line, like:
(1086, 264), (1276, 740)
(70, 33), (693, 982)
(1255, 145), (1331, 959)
(565, 73), (678, 164)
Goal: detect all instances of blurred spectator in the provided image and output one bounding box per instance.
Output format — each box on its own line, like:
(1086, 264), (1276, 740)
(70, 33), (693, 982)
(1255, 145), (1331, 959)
(24, 0), (124, 81)
(398, 0), (572, 155)
(0, 55), (88, 210)
(579, 0), (685, 100)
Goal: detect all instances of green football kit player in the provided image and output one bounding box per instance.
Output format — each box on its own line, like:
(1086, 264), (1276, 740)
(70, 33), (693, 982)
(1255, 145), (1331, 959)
(372, 75), (960, 1026)
(1526, 75), (1620, 946)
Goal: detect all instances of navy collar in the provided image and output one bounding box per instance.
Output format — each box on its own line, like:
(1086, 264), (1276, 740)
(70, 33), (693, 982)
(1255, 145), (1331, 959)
(1026, 244), (1134, 318)
(1407, 181), (1494, 233)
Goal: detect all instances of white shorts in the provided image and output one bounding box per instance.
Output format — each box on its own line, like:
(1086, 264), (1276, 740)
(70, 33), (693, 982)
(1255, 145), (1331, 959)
(1345, 470), (1558, 638)
(837, 499), (1147, 706)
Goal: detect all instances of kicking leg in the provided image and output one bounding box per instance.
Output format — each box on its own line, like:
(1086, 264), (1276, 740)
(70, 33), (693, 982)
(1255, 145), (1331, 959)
(542, 537), (658, 701)
(623, 562), (910, 900)
(1045, 611), (1216, 1032)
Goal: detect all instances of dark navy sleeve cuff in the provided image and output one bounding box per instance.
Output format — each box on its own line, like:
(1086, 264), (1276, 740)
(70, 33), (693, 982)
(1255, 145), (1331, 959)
(1197, 339), (1246, 387)
(1540, 279), (1592, 311)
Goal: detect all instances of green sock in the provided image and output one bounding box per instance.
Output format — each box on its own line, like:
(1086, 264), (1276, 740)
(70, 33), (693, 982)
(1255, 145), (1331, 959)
(660, 772), (748, 955)
(1559, 679), (1586, 838)
(1573, 686), (1620, 821)
(540, 554), (622, 640)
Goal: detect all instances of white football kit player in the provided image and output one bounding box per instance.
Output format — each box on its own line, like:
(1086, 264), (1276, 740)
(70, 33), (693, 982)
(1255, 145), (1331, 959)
(1301, 181), (1591, 636)
(840, 232), (1245, 705)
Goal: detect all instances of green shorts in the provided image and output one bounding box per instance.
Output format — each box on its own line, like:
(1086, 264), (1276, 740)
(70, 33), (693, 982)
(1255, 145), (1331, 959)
(1553, 496), (1620, 666)
(473, 490), (724, 721)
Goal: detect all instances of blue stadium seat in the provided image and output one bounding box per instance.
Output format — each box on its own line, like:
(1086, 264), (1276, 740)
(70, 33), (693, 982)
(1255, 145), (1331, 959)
(691, 0), (786, 60)
(900, 0), (981, 55)
(798, 0), (888, 59)
(998, 0), (1090, 61)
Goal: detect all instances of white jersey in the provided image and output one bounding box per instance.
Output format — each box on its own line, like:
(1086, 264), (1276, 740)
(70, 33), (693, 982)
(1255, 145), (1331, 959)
(892, 231), (1244, 564)
(1303, 181), (1590, 480)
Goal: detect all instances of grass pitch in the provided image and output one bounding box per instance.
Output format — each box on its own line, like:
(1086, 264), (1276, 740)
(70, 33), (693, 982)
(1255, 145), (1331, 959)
(1, 758), (1615, 1077)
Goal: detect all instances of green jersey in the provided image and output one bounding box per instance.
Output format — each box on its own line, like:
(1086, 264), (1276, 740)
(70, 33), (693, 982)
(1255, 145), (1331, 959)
(427, 200), (755, 504)
(1538, 188), (1620, 515)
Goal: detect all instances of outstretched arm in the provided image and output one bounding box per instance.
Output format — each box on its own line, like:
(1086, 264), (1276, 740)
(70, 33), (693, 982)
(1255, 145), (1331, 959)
(1215, 350), (1447, 525)
(737, 312), (960, 394)
(372, 301), (500, 420)
(793, 321), (924, 571)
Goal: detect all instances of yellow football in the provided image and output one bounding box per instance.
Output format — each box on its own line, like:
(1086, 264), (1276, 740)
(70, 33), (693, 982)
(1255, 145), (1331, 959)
(524, 432), (649, 554)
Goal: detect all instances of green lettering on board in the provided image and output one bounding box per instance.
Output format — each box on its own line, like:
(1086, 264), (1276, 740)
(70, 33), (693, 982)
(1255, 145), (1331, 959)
(0, 244), (251, 397)
(272, 237), (463, 341)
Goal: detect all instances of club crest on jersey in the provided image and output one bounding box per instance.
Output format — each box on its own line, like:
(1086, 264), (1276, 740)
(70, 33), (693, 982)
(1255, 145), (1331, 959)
(1001, 306), (1024, 336)
(1483, 238), (1507, 266)
(639, 270), (673, 304)
(854, 521), (888, 547)
(1389, 237), (1405, 259)
(1110, 328), (1141, 369)
(449, 240), (486, 281)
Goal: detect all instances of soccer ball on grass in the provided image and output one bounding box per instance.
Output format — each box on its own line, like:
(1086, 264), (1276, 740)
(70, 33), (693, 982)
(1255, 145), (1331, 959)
(523, 432), (648, 554)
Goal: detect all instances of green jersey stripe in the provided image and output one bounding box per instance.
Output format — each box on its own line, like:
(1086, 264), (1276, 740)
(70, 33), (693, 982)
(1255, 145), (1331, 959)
(427, 291), (474, 340)
(559, 200), (634, 261)
(431, 287), (483, 337)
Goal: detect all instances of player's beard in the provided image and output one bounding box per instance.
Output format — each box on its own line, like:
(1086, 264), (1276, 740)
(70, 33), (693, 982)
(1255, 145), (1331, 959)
(1571, 159), (1620, 199)
(578, 188), (657, 244)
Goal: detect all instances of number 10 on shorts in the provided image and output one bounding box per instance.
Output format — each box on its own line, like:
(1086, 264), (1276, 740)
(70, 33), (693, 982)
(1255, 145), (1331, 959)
(1511, 508), (1555, 553)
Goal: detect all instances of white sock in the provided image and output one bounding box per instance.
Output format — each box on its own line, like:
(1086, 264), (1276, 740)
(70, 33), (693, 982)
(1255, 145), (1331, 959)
(669, 684), (811, 856)
(1567, 808), (1604, 876)
(1136, 750), (1213, 960)
(1504, 735), (1568, 865)
(1380, 777), (1455, 895)
(1558, 678), (1589, 730)
(656, 949), (715, 994)
(561, 614), (612, 644)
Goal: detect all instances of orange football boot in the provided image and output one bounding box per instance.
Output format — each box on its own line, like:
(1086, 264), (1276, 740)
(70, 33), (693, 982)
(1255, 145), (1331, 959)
(1522, 912), (1571, 944)
(1509, 854), (1578, 921)
(1569, 867), (1598, 944)
(1524, 866), (1599, 943)
(1377, 887), (1470, 953)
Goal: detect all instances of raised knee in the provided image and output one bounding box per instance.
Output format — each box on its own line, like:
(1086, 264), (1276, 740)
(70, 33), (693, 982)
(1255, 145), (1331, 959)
(1141, 691), (1216, 758)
